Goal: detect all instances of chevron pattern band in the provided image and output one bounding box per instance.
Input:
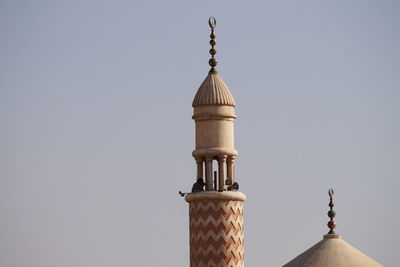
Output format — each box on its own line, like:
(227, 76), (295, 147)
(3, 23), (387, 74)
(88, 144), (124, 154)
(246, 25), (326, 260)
(189, 199), (244, 267)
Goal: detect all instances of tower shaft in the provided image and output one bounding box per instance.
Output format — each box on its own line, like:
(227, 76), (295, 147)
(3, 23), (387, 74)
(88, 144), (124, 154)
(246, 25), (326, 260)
(187, 192), (245, 267)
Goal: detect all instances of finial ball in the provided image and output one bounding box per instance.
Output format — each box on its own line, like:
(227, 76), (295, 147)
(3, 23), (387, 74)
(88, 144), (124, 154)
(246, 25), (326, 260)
(327, 210), (336, 218)
(327, 221), (337, 229)
(209, 58), (218, 67)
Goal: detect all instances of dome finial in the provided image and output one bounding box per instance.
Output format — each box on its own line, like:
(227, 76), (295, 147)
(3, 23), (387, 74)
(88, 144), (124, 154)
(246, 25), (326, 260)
(327, 188), (337, 234)
(208, 17), (217, 70)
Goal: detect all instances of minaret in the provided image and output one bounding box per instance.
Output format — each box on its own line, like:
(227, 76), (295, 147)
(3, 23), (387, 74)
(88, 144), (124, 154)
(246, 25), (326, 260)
(183, 17), (246, 267)
(283, 189), (383, 267)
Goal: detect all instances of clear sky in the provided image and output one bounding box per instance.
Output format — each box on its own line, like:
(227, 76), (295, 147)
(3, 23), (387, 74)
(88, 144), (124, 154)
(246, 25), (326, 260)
(1, 0), (399, 266)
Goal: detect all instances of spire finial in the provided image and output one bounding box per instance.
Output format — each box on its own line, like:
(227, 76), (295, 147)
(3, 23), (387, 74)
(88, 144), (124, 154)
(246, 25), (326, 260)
(208, 17), (217, 70)
(327, 188), (337, 234)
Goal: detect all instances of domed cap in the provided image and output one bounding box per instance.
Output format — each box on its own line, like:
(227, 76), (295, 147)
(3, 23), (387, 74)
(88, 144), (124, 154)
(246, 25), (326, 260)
(283, 189), (383, 267)
(192, 70), (235, 107)
(192, 17), (235, 108)
(283, 235), (383, 267)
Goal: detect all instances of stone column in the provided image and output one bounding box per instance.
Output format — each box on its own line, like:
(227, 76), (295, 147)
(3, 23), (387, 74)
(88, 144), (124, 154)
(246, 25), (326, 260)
(227, 156), (236, 183)
(218, 155), (227, 191)
(205, 156), (213, 191)
(195, 157), (204, 180)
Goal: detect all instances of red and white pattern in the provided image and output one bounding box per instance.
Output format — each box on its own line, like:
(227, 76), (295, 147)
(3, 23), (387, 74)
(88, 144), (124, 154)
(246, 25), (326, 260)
(189, 199), (244, 267)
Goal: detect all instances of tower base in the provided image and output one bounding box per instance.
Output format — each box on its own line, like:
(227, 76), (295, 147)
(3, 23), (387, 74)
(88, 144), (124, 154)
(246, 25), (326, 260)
(186, 191), (246, 267)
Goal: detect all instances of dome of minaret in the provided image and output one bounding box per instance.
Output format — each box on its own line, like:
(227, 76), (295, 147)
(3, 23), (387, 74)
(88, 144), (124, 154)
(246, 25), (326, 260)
(283, 189), (383, 267)
(192, 70), (236, 107)
(192, 16), (235, 108)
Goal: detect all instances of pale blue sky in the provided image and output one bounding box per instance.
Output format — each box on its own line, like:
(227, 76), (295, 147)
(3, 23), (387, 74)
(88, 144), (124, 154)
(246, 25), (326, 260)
(0, 0), (399, 266)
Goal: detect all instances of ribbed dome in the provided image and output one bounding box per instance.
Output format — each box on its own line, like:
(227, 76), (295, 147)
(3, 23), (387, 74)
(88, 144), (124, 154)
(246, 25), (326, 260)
(283, 234), (383, 267)
(192, 70), (235, 107)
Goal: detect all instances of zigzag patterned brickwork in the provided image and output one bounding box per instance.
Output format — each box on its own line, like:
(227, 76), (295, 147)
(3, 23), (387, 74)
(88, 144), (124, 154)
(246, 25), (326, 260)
(189, 199), (244, 267)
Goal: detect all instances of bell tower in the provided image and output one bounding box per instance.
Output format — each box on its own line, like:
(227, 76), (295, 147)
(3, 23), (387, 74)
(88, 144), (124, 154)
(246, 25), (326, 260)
(182, 17), (246, 267)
